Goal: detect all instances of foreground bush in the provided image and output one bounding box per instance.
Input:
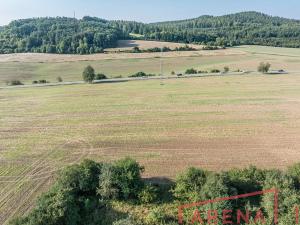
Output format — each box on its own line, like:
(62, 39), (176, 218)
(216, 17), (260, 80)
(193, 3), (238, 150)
(10, 159), (300, 225)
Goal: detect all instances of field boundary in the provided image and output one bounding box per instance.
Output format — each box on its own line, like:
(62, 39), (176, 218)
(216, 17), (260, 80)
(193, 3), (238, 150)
(0, 72), (248, 90)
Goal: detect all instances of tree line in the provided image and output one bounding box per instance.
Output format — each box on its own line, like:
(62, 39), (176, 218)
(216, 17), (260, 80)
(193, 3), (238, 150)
(1, 11), (300, 55)
(9, 157), (300, 225)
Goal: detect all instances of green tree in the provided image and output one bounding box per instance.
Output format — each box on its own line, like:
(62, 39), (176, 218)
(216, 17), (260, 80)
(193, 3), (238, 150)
(82, 65), (95, 83)
(224, 66), (230, 73)
(258, 62), (271, 73)
(57, 76), (63, 82)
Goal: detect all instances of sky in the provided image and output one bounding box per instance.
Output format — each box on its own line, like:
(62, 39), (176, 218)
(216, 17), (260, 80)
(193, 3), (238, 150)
(0, 0), (300, 25)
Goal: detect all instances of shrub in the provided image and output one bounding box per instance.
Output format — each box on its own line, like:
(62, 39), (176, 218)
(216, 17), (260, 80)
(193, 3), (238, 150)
(95, 73), (107, 80)
(138, 184), (158, 204)
(98, 163), (119, 200)
(98, 158), (144, 200)
(82, 65), (95, 83)
(199, 173), (236, 212)
(225, 166), (266, 194)
(198, 70), (208, 74)
(202, 45), (219, 50)
(287, 163), (300, 187)
(258, 62), (271, 73)
(145, 208), (166, 225)
(113, 216), (137, 225)
(185, 68), (197, 75)
(129, 71), (150, 77)
(173, 167), (208, 202)
(57, 76), (63, 82)
(32, 80), (38, 84)
(114, 158), (144, 200)
(7, 80), (23, 86)
(210, 69), (221, 73)
(171, 71), (175, 75)
(262, 170), (300, 224)
(38, 80), (48, 84)
(132, 46), (141, 53)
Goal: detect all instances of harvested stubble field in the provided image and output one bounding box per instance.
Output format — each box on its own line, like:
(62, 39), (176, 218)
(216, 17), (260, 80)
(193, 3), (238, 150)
(105, 40), (203, 51)
(1, 73), (300, 223)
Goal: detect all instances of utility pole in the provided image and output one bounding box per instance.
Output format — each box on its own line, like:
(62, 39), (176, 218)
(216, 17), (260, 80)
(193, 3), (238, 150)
(160, 47), (164, 85)
(160, 47), (163, 75)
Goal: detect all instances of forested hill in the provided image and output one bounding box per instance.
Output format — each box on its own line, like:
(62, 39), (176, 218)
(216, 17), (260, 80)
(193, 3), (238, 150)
(1, 12), (300, 54)
(113, 11), (300, 48)
(0, 16), (127, 54)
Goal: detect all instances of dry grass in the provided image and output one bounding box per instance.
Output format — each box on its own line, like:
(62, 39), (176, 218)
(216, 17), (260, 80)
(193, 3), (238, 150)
(1, 74), (300, 223)
(106, 40), (203, 51)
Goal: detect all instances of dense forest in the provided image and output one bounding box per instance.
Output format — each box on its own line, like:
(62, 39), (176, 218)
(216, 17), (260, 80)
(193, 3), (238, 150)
(9, 158), (300, 225)
(113, 11), (300, 48)
(0, 16), (127, 54)
(1, 12), (300, 54)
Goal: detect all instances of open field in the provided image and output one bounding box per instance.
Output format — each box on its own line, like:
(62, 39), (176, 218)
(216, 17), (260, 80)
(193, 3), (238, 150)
(105, 40), (203, 51)
(1, 74), (300, 223)
(1, 45), (300, 86)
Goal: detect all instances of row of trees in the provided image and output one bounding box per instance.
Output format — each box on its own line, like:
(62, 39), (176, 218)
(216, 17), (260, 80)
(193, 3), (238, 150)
(10, 157), (300, 225)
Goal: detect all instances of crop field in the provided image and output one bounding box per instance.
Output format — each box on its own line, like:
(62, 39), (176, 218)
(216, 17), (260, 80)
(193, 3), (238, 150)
(105, 40), (203, 51)
(1, 45), (300, 86)
(1, 72), (300, 223)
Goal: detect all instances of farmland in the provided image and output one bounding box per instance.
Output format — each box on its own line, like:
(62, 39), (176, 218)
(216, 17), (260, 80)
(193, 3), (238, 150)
(1, 45), (300, 86)
(1, 70), (300, 223)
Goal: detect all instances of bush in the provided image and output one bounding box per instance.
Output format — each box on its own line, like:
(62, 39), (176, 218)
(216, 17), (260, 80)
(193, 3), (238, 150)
(113, 216), (137, 225)
(202, 45), (219, 50)
(185, 68), (197, 75)
(262, 170), (300, 224)
(38, 80), (48, 84)
(114, 158), (144, 200)
(287, 163), (300, 187)
(7, 80), (23, 86)
(32, 80), (38, 84)
(82, 65), (95, 83)
(225, 166), (266, 194)
(98, 163), (119, 200)
(173, 167), (208, 202)
(197, 70), (208, 74)
(132, 46), (141, 53)
(145, 208), (167, 225)
(57, 76), (63, 82)
(138, 184), (158, 204)
(210, 69), (221, 73)
(129, 72), (155, 78)
(98, 158), (144, 200)
(171, 71), (175, 75)
(95, 73), (107, 80)
(258, 62), (271, 73)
